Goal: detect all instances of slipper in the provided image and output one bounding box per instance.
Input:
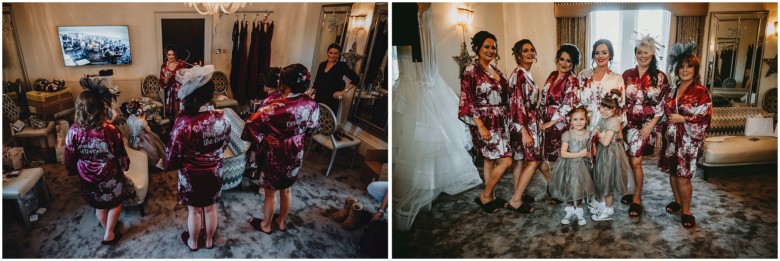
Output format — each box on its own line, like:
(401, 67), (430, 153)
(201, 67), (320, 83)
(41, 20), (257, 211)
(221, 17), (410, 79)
(628, 203), (643, 217)
(665, 202), (682, 214)
(180, 231), (197, 251)
(199, 229), (215, 249)
(249, 217), (272, 234)
(505, 201), (535, 214)
(621, 194), (634, 205)
(101, 226), (123, 245)
(474, 197), (505, 213)
(681, 214), (696, 228)
(272, 216), (288, 232)
(521, 194), (535, 203)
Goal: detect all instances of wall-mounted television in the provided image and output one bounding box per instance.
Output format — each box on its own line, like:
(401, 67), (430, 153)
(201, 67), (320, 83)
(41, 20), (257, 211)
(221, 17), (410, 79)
(57, 25), (131, 67)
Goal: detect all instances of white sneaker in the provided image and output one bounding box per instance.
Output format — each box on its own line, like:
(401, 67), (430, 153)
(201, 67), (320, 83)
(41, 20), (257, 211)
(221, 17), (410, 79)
(591, 207), (614, 221)
(560, 206), (575, 225)
(574, 207), (587, 225)
(588, 199), (601, 213)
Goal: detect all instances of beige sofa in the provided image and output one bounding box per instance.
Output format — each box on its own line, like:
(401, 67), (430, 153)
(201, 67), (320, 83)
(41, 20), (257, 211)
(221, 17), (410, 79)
(122, 142), (149, 216)
(699, 107), (777, 180)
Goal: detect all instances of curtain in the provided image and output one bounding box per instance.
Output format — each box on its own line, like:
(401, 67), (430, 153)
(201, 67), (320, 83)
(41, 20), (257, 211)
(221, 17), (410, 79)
(556, 16), (588, 74)
(675, 16), (705, 49)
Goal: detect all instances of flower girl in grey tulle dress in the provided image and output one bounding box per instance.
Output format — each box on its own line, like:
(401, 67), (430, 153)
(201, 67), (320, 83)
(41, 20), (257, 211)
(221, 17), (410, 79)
(549, 107), (596, 225)
(590, 89), (633, 222)
(122, 100), (167, 169)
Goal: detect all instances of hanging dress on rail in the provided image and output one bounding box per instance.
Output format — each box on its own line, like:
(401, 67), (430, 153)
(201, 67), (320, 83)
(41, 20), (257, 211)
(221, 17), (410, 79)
(230, 19), (240, 95)
(247, 21), (261, 101)
(392, 8), (481, 231)
(236, 20), (250, 104)
(258, 21), (274, 75)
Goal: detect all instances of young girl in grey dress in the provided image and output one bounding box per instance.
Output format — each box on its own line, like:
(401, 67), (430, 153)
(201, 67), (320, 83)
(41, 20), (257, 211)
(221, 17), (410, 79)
(591, 89), (633, 221)
(122, 99), (167, 169)
(549, 107), (596, 225)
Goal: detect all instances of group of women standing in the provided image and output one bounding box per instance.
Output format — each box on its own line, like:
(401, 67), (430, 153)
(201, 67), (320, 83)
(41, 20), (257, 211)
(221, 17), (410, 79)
(66, 62), (320, 248)
(458, 31), (711, 228)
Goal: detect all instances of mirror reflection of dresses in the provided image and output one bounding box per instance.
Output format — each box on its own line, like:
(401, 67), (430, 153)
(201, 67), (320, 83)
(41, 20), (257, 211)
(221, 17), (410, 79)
(392, 7), (481, 231)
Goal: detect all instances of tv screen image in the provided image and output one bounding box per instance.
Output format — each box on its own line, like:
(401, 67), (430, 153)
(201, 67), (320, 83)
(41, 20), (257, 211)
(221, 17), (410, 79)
(57, 26), (131, 66)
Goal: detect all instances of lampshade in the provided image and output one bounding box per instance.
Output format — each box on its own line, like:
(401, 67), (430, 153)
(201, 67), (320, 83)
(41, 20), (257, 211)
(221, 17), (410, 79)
(456, 8), (474, 27)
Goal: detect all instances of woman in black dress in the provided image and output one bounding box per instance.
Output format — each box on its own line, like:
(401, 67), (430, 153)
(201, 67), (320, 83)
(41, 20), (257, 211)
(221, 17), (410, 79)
(312, 43), (360, 114)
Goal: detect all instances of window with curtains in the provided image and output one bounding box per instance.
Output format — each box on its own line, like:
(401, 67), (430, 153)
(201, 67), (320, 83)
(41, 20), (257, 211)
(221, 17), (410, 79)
(589, 10), (671, 73)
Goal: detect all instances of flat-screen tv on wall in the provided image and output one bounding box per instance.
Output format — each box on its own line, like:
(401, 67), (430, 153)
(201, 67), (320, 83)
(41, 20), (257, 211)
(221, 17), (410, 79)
(57, 25), (131, 66)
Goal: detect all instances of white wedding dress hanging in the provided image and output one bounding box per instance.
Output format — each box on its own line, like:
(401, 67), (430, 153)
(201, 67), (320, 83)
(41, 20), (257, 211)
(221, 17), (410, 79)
(392, 8), (481, 231)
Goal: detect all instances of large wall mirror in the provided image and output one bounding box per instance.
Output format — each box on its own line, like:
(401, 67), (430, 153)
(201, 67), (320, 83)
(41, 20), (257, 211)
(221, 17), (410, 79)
(705, 11), (767, 107)
(348, 3), (388, 139)
(311, 3), (352, 80)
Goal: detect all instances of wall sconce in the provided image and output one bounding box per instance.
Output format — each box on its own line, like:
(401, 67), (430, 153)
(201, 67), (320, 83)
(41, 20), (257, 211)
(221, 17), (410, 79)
(349, 15), (368, 34)
(453, 7), (476, 78)
(769, 20), (778, 36)
(342, 15), (368, 70)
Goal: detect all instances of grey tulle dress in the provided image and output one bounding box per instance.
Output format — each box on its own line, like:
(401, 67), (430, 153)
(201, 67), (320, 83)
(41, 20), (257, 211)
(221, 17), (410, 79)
(593, 116), (633, 196)
(549, 130), (595, 202)
(127, 115), (167, 168)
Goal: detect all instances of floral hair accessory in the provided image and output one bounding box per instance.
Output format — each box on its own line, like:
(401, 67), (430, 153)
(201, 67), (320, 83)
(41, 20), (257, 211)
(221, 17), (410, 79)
(297, 71), (311, 83)
(667, 41), (697, 74)
(177, 64), (215, 99)
(79, 75), (115, 104)
(633, 32), (665, 55)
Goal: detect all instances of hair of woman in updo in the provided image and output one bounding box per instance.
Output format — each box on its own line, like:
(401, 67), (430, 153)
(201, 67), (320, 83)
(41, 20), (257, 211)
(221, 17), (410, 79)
(556, 43), (581, 69)
(470, 31), (498, 55)
(279, 64), (311, 94)
(182, 81), (215, 116)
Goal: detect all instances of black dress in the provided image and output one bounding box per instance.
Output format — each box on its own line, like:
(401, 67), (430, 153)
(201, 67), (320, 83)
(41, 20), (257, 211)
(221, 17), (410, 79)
(230, 20), (240, 94)
(247, 22), (260, 101)
(313, 61), (360, 114)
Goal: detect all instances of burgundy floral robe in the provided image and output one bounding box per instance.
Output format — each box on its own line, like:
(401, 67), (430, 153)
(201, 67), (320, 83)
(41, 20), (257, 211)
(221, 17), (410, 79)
(165, 110), (232, 207)
(159, 60), (189, 117)
(242, 93), (319, 190)
(458, 61), (511, 160)
(65, 122), (133, 209)
(540, 71), (580, 162)
(247, 89), (285, 168)
(622, 68), (671, 157)
(508, 67), (543, 161)
(658, 83), (712, 179)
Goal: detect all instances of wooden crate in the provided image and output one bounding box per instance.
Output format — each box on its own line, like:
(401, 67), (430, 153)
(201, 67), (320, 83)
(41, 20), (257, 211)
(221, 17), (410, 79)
(26, 88), (72, 103)
(27, 95), (74, 120)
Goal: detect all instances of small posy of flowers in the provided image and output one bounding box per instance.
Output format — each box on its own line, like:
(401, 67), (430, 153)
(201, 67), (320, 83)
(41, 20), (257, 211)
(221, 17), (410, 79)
(298, 71), (311, 83)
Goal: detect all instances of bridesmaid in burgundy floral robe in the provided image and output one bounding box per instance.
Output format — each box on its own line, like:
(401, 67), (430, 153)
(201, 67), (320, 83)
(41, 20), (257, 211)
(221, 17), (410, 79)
(159, 44), (190, 118)
(166, 67), (231, 250)
(659, 43), (711, 228)
(506, 39), (543, 210)
(66, 89), (132, 245)
(458, 31), (517, 213)
(244, 64), (319, 234)
(540, 44), (580, 165)
(619, 36), (671, 216)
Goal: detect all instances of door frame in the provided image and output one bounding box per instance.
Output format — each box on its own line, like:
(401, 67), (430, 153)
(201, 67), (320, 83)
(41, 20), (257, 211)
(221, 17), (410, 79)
(155, 12), (213, 67)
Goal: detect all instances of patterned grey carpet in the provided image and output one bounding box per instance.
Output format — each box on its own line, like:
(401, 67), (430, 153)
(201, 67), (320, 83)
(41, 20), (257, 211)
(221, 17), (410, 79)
(2, 150), (381, 258)
(393, 156), (777, 258)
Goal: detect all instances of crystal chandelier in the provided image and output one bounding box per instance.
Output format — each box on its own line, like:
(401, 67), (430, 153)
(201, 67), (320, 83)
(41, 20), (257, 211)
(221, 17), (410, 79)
(185, 2), (248, 16)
